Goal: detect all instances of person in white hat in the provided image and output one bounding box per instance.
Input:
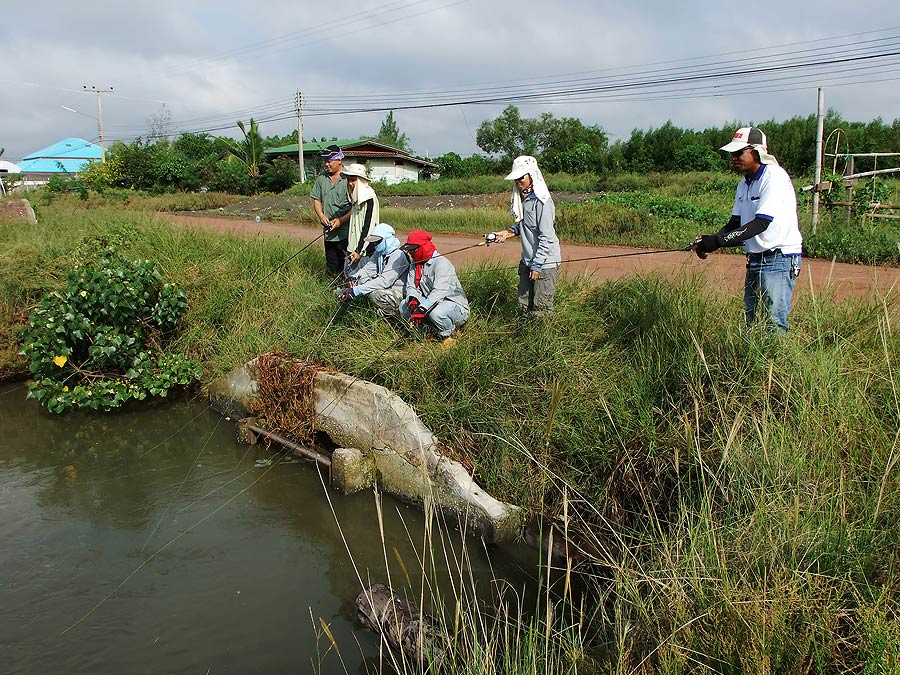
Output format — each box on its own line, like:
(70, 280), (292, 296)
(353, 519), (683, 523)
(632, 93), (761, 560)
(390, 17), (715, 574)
(487, 155), (562, 317)
(341, 162), (380, 275)
(335, 223), (409, 316)
(692, 126), (802, 333)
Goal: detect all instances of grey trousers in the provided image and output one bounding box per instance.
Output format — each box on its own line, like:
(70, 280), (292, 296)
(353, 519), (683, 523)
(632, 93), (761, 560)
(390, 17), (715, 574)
(518, 261), (558, 316)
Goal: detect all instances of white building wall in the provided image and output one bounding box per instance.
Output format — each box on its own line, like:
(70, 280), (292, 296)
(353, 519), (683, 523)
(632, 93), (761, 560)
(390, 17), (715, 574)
(350, 157), (421, 185)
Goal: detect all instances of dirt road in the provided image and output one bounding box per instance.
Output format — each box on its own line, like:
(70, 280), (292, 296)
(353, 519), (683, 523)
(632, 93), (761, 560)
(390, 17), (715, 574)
(167, 214), (900, 301)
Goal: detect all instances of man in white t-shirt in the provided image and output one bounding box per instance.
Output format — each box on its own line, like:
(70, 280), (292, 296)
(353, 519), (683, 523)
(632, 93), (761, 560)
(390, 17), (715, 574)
(692, 126), (803, 333)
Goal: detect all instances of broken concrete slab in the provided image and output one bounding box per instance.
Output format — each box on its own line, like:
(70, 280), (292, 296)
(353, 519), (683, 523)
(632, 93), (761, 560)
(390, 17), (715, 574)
(209, 358), (523, 543)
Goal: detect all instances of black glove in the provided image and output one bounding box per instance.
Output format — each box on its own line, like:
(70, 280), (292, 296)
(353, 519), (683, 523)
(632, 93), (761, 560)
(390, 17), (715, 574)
(693, 234), (723, 258)
(335, 287), (354, 302)
(409, 307), (427, 325)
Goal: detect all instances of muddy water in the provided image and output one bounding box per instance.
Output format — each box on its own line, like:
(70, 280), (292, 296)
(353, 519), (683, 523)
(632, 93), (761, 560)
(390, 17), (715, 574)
(0, 383), (532, 674)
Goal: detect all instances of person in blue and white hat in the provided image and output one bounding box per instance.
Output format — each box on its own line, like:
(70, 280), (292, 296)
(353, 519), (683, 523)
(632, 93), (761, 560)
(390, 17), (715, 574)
(335, 223), (409, 316)
(692, 126), (803, 333)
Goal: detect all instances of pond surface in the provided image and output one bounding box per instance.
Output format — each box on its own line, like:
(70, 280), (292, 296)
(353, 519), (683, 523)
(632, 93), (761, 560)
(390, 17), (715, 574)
(0, 383), (533, 674)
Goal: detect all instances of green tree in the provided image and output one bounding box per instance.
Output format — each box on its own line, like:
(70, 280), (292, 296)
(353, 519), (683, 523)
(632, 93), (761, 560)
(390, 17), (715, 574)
(263, 130), (299, 149)
(476, 106), (545, 162)
(219, 119), (265, 193)
(375, 111), (411, 152)
(108, 138), (168, 190)
(540, 117), (608, 173)
(476, 106), (608, 172)
(260, 156), (300, 192)
(172, 132), (218, 161)
(673, 144), (723, 172)
(433, 152), (500, 178)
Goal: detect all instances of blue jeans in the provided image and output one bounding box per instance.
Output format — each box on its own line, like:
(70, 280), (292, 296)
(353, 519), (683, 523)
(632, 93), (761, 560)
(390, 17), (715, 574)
(400, 298), (469, 337)
(744, 251), (800, 333)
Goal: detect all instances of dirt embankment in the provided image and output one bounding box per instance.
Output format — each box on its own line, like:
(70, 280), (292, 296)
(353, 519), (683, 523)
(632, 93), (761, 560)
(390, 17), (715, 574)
(380, 192), (600, 211)
(204, 191), (601, 221)
(167, 213), (900, 303)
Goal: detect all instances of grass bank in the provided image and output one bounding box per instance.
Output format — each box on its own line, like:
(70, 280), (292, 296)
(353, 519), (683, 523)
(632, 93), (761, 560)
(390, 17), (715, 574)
(2, 205), (899, 673)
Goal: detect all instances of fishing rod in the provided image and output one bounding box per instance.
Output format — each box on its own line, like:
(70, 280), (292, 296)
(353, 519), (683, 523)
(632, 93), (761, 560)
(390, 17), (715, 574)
(559, 244), (696, 265)
(249, 229), (326, 289)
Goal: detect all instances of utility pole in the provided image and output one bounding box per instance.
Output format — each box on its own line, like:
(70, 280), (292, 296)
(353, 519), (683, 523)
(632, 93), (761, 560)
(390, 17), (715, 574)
(83, 86), (113, 161)
(296, 90), (305, 182)
(811, 87), (825, 234)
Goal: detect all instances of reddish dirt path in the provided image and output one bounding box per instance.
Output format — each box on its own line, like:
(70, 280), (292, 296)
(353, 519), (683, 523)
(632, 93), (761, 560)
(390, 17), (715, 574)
(167, 214), (900, 301)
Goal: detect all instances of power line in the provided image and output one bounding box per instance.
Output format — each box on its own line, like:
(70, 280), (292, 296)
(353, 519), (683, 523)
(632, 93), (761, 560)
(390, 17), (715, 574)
(99, 27), (900, 142)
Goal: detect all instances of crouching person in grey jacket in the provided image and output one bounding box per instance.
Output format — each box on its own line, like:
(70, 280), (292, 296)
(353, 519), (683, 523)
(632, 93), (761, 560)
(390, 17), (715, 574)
(335, 223), (409, 316)
(399, 229), (469, 347)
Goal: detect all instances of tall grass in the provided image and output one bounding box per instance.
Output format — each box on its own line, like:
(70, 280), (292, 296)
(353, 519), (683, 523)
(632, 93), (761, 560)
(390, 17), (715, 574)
(2, 206), (899, 672)
(15, 188), (243, 212)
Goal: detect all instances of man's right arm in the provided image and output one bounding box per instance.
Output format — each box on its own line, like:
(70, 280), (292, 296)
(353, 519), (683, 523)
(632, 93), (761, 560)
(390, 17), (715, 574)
(312, 199), (329, 227)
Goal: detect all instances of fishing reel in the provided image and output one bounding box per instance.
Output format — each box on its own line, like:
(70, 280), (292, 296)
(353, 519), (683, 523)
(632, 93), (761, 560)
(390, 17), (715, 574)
(483, 232), (498, 247)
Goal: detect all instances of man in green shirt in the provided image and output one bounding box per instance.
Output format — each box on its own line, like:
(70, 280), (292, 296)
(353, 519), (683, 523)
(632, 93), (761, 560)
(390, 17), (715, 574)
(310, 145), (352, 277)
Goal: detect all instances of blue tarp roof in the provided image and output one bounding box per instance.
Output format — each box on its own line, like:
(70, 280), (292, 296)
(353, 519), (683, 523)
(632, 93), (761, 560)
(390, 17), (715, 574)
(18, 138), (102, 173)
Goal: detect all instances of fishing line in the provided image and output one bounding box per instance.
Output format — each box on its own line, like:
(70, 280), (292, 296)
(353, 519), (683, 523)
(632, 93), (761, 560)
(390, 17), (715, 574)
(138, 402), (222, 458)
(59, 450), (289, 637)
(0, 383), (27, 397)
(173, 451), (258, 518)
(438, 241), (488, 257)
(317, 336), (405, 419)
(139, 414), (224, 553)
(247, 231), (326, 290)
(453, 242), (695, 276)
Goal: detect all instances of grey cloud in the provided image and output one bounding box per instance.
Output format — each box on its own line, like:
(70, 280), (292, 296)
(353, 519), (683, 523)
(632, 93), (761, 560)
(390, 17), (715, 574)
(2, 0), (899, 161)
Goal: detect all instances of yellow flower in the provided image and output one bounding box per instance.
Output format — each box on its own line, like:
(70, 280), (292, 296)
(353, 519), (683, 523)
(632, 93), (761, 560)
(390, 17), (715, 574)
(53, 355), (67, 368)
(63, 386), (69, 392)
(79, 290), (87, 297)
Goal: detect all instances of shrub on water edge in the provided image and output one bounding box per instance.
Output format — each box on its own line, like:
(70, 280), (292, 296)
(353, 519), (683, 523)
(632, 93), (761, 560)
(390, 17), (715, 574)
(19, 248), (200, 412)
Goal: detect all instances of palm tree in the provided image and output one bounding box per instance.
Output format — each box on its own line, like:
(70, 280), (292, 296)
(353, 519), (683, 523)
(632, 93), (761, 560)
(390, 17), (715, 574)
(220, 119), (265, 193)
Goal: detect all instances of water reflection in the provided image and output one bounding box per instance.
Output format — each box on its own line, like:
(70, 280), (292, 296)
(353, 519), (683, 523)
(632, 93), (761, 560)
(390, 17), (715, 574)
(0, 383), (534, 675)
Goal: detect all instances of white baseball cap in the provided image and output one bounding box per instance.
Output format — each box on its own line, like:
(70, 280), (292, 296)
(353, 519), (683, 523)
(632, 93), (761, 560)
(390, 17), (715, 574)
(720, 126), (768, 152)
(720, 127), (778, 165)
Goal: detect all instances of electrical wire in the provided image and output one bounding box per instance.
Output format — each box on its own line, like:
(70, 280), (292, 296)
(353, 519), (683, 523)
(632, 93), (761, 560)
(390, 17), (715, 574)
(57, 26), (900, 146)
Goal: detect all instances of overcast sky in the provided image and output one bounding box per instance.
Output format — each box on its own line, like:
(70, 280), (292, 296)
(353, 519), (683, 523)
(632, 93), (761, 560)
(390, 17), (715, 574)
(2, 0), (899, 163)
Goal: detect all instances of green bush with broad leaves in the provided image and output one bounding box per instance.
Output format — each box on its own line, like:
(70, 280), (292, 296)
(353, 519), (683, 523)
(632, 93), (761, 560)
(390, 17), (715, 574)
(19, 250), (201, 413)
